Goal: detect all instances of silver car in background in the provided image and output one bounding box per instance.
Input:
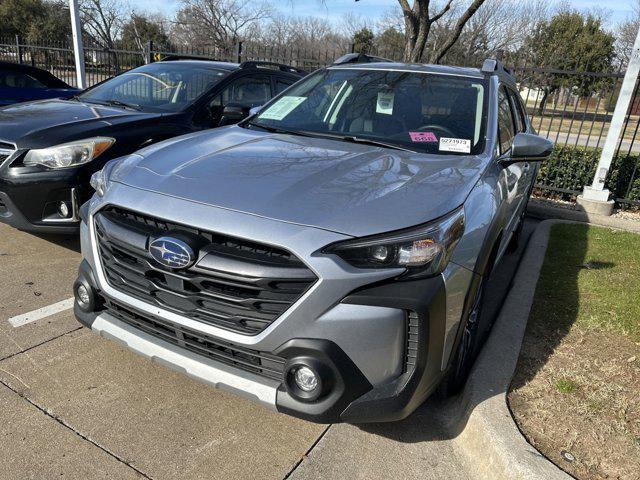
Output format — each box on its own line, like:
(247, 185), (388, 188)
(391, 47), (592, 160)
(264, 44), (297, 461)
(73, 56), (553, 423)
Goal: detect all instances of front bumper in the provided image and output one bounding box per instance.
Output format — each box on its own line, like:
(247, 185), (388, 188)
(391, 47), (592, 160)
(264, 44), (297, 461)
(74, 184), (476, 423)
(75, 258), (451, 423)
(0, 164), (89, 233)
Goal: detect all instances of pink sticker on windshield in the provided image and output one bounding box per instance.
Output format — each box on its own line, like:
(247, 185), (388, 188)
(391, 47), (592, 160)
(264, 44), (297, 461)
(409, 132), (438, 143)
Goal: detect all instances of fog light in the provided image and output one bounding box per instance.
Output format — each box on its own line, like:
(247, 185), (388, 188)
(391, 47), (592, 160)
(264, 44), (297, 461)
(76, 284), (90, 307)
(293, 365), (319, 392)
(58, 201), (70, 218)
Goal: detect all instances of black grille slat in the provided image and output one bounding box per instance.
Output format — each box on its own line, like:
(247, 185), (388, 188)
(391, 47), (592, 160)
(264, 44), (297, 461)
(405, 311), (420, 372)
(104, 300), (285, 380)
(95, 207), (317, 335)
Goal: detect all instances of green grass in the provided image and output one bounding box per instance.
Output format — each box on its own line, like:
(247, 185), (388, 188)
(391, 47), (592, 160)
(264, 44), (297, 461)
(555, 378), (578, 393)
(531, 224), (640, 342)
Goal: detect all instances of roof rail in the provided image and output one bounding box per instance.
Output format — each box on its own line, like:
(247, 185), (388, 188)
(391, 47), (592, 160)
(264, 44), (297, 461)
(159, 54), (223, 62)
(332, 52), (394, 65)
(239, 60), (307, 75)
(481, 58), (516, 83)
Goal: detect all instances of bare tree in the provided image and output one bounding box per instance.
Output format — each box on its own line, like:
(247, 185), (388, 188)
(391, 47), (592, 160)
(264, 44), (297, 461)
(172, 0), (272, 50)
(80, 0), (123, 49)
(617, 0), (640, 65)
(387, 0), (486, 63)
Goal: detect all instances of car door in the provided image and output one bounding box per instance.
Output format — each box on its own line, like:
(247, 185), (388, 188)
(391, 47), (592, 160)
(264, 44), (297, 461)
(497, 85), (525, 238)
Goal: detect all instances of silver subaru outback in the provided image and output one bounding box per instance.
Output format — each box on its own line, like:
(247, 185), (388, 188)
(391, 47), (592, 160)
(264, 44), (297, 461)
(73, 57), (553, 423)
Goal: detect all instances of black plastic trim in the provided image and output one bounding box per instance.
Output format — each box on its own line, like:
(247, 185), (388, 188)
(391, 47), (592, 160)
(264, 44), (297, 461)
(338, 275), (448, 423)
(274, 338), (372, 424)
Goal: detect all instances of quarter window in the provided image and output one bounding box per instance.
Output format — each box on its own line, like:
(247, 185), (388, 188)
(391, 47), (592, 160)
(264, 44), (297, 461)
(0, 71), (47, 89)
(508, 89), (527, 133)
(497, 86), (516, 155)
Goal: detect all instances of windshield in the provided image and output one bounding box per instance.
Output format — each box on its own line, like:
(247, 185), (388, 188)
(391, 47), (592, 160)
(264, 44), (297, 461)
(249, 68), (488, 155)
(79, 62), (228, 112)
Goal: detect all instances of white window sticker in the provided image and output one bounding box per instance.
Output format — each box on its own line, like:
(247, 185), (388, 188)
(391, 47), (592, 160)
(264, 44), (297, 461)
(376, 91), (395, 115)
(439, 137), (471, 153)
(260, 96), (307, 120)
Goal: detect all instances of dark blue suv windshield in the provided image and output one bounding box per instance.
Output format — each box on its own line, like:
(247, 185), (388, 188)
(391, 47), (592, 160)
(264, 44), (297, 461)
(250, 68), (488, 155)
(79, 63), (228, 112)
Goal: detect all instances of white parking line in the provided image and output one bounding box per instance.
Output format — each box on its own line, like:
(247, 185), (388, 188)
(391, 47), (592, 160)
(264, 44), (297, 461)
(8, 298), (75, 328)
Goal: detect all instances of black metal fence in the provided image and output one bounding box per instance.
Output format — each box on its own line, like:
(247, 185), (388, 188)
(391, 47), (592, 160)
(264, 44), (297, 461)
(1, 36), (639, 208)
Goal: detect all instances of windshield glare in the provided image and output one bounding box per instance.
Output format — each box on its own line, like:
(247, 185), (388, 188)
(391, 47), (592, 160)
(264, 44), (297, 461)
(79, 63), (227, 112)
(251, 68), (488, 155)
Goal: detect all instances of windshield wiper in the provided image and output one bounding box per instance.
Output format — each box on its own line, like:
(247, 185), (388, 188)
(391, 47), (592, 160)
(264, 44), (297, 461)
(331, 135), (416, 153)
(245, 122), (295, 134)
(103, 99), (143, 111)
(246, 123), (417, 152)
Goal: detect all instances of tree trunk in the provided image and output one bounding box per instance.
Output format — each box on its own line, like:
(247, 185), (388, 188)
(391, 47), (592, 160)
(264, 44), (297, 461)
(538, 89), (550, 115)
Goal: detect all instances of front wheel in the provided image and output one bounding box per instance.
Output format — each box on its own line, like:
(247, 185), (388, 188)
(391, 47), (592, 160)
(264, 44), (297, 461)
(437, 279), (485, 397)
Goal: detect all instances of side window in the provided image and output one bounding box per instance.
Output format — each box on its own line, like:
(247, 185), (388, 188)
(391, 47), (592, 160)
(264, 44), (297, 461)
(497, 86), (516, 155)
(275, 78), (295, 95)
(508, 89), (527, 133)
(207, 74), (272, 125)
(214, 75), (272, 109)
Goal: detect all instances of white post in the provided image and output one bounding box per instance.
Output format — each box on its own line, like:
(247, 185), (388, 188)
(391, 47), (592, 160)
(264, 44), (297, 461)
(580, 26), (640, 209)
(69, 0), (87, 89)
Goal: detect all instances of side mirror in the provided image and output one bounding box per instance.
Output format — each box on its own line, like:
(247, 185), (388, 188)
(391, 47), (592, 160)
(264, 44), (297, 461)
(249, 105), (263, 116)
(505, 133), (554, 164)
(219, 104), (250, 126)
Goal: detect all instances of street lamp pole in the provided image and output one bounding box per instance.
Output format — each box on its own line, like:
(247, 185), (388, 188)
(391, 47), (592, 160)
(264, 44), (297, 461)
(579, 25), (640, 215)
(69, 0), (87, 89)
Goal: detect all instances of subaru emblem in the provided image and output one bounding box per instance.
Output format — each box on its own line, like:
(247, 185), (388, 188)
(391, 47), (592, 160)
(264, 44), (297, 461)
(149, 237), (195, 269)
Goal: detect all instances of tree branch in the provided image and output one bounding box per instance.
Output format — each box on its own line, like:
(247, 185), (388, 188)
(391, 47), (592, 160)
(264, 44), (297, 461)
(430, 0), (486, 63)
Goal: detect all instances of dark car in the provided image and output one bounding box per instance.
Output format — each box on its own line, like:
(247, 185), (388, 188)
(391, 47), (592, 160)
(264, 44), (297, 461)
(0, 59), (305, 233)
(0, 61), (79, 106)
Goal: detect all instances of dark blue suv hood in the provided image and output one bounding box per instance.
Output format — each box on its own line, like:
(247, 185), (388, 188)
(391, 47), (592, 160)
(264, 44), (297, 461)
(0, 98), (162, 148)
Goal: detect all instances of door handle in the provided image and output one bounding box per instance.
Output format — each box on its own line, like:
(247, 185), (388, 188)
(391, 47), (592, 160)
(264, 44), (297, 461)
(523, 162), (531, 172)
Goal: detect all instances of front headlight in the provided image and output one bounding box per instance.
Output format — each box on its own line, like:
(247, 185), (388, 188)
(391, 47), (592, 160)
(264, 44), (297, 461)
(23, 137), (115, 169)
(324, 207), (465, 278)
(89, 157), (122, 197)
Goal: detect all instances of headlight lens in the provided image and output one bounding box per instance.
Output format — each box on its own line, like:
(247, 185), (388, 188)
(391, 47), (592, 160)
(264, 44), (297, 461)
(89, 157), (121, 197)
(324, 207), (465, 278)
(90, 169), (107, 197)
(23, 137), (115, 169)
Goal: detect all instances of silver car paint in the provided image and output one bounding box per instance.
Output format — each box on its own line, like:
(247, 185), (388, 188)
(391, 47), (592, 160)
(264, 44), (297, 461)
(81, 70), (538, 397)
(112, 126), (491, 237)
(83, 183), (410, 386)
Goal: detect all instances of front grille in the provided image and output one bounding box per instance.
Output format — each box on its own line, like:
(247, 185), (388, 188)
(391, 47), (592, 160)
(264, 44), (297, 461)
(104, 299), (286, 381)
(95, 207), (317, 335)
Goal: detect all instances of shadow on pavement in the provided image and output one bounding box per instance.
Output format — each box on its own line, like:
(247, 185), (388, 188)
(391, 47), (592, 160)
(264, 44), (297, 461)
(31, 232), (81, 253)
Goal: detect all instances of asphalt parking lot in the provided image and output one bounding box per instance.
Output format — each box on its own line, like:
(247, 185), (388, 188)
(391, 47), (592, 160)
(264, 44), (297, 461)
(0, 219), (537, 480)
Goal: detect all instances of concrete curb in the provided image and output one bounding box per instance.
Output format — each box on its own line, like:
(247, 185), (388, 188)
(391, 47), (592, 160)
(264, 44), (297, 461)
(447, 220), (572, 480)
(528, 199), (640, 233)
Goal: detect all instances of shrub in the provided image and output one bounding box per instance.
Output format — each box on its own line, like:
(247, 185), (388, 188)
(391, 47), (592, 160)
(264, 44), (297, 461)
(535, 145), (640, 207)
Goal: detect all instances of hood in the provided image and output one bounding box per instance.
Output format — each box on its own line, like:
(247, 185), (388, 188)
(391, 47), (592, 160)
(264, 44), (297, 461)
(0, 98), (159, 147)
(114, 127), (490, 237)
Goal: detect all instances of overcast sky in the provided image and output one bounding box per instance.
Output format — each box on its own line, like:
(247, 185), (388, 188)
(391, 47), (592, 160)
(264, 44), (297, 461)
(133, 0), (636, 30)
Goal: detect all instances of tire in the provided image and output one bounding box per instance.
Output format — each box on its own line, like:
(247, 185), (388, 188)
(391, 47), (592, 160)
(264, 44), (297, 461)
(436, 278), (486, 398)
